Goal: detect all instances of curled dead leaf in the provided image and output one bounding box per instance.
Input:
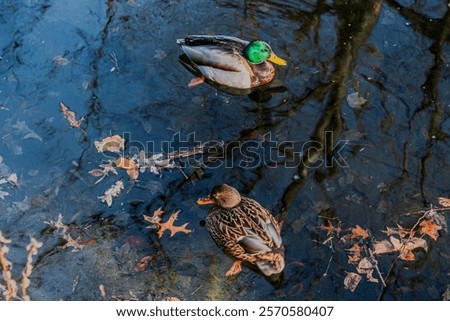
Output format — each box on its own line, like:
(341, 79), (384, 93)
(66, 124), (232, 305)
(94, 135), (125, 153)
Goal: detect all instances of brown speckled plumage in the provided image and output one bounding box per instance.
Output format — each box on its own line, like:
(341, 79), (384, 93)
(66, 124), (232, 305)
(198, 184), (285, 276)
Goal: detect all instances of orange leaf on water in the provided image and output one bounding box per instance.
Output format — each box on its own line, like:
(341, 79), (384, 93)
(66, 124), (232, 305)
(157, 210), (192, 238)
(419, 218), (442, 241)
(350, 225), (370, 239)
(94, 135), (125, 153)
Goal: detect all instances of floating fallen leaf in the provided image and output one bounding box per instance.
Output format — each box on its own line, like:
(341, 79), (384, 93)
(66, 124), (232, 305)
(344, 272), (362, 292)
(115, 157), (139, 180)
(437, 197), (450, 208)
(62, 234), (92, 252)
(157, 210), (192, 238)
(89, 161), (118, 184)
(7, 173), (18, 186)
(59, 102), (81, 128)
(320, 222), (342, 236)
(372, 239), (395, 255)
(419, 219), (442, 241)
(350, 225), (370, 239)
(134, 254), (157, 272)
(356, 258), (378, 283)
(381, 224), (410, 238)
(94, 135), (125, 153)
(347, 92), (367, 109)
(346, 243), (361, 264)
(44, 213), (68, 233)
(143, 207), (164, 226)
(98, 180), (124, 207)
(390, 236), (427, 261)
(115, 157), (138, 170)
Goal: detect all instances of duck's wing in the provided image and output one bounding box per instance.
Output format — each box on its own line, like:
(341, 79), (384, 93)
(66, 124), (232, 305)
(206, 198), (282, 258)
(176, 35), (249, 72)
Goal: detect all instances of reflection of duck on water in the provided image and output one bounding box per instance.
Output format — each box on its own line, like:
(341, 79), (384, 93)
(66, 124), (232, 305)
(177, 35), (287, 100)
(197, 184), (285, 277)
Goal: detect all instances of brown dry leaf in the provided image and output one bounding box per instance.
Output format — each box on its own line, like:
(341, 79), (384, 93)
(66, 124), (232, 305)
(382, 225), (411, 238)
(59, 102), (81, 128)
(437, 197), (450, 208)
(356, 257), (378, 283)
(419, 218), (442, 241)
(89, 161), (118, 184)
(62, 234), (91, 252)
(344, 272), (362, 292)
(94, 135), (125, 153)
(134, 254), (157, 272)
(115, 157), (139, 180)
(115, 157), (138, 170)
(372, 239), (395, 255)
(320, 222), (342, 236)
(350, 225), (370, 239)
(143, 207), (164, 226)
(390, 236), (427, 261)
(346, 243), (361, 264)
(166, 297), (181, 301)
(157, 210), (192, 238)
(98, 180), (124, 207)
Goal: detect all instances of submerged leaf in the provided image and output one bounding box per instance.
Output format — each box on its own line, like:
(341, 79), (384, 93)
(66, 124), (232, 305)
(98, 180), (124, 207)
(134, 254), (157, 272)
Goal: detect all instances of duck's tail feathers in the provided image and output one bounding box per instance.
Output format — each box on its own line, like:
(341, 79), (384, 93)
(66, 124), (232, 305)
(256, 252), (285, 276)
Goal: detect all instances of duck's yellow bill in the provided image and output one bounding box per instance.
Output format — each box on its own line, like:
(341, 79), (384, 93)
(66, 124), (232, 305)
(268, 52), (287, 66)
(197, 197), (214, 205)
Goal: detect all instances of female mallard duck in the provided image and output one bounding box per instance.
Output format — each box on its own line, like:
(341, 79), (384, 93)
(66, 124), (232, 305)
(197, 184), (284, 277)
(177, 35), (287, 89)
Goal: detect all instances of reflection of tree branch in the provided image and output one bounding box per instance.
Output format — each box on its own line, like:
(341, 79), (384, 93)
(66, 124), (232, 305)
(385, 0), (450, 42)
(280, 1), (382, 214)
(410, 9), (450, 204)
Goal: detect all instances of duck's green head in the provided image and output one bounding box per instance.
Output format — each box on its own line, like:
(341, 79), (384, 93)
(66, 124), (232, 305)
(244, 40), (287, 65)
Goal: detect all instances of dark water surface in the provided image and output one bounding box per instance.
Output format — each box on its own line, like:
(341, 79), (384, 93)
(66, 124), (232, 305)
(0, 0), (449, 300)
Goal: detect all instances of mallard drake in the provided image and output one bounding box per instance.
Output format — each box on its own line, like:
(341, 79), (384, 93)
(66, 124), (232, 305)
(177, 35), (287, 89)
(197, 184), (284, 276)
